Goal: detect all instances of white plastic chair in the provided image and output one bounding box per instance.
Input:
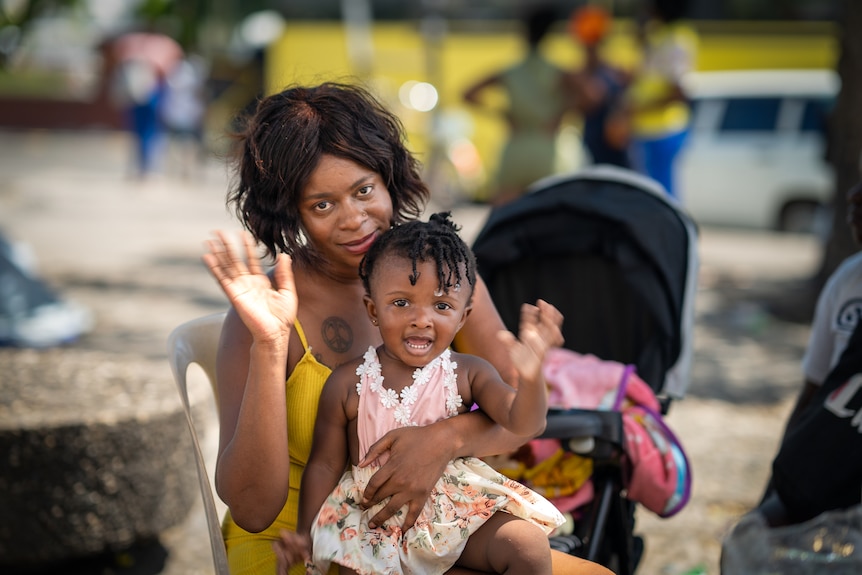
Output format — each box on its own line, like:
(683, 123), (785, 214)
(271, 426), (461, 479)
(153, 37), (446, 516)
(167, 311), (230, 575)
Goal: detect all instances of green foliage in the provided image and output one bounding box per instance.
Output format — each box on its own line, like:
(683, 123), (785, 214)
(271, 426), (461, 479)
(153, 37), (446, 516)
(135, 0), (174, 21)
(0, 0), (83, 28)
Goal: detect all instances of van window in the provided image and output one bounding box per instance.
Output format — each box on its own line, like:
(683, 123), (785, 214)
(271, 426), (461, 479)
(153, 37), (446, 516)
(800, 98), (833, 134)
(719, 97), (781, 132)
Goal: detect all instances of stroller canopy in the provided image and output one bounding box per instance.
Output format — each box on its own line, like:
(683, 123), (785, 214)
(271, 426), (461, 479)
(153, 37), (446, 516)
(472, 165), (699, 399)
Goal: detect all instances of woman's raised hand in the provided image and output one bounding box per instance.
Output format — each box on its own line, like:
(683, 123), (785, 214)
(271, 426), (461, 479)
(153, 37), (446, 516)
(203, 230), (298, 344)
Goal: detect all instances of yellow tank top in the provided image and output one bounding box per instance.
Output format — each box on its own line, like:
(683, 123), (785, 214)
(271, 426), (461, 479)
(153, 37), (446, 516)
(629, 22), (697, 138)
(221, 320), (337, 575)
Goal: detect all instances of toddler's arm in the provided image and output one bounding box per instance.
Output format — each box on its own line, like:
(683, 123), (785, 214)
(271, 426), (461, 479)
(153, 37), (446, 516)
(288, 367), (353, 567)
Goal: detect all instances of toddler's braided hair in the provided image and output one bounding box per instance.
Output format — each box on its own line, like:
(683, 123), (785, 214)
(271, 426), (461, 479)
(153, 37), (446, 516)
(360, 211), (476, 299)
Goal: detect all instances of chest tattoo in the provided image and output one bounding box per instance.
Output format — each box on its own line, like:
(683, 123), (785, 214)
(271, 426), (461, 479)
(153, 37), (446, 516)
(321, 316), (353, 354)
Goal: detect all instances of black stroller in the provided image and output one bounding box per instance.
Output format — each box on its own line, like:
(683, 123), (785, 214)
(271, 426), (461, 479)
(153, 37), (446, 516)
(471, 165), (699, 574)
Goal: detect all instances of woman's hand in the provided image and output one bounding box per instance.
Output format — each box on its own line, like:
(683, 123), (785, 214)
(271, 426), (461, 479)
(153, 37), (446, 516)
(202, 230), (297, 344)
(359, 423), (454, 529)
(273, 529), (311, 575)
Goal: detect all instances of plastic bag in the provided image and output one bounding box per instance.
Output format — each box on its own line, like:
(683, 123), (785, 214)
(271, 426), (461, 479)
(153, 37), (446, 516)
(721, 505), (862, 574)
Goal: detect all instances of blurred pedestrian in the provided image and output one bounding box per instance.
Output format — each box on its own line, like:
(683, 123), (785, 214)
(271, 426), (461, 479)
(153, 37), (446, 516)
(109, 30), (183, 179)
(160, 53), (210, 177)
(568, 4), (632, 168)
(462, 4), (578, 207)
(621, 0), (697, 198)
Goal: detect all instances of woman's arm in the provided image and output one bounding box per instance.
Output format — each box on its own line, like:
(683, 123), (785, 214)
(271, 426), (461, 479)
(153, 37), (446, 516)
(203, 231), (298, 532)
(462, 73), (501, 107)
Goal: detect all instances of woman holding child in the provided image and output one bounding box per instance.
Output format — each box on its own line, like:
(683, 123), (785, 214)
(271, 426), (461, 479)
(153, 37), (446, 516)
(203, 82), (612, 575)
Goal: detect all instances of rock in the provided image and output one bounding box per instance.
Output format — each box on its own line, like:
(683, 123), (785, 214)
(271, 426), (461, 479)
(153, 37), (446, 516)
(0, 348), (209, 567)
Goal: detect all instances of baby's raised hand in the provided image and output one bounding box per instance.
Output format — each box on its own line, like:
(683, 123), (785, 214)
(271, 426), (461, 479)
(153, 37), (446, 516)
(202, 230), (298, 345)
(533, 299), (564, 349)
(497, 302), (554, 387)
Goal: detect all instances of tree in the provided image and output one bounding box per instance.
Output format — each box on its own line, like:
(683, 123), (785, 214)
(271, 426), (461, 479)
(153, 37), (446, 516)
(817, 0), (862, 289)
(776, 0), (862, 323)
(0, 0), (82, 68)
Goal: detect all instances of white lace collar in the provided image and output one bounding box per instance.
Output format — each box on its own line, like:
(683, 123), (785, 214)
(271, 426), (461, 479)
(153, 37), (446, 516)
(356, 346), (463, 425)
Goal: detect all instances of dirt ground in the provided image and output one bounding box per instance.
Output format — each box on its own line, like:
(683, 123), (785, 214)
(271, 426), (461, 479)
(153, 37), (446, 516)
(0, 130), (823, 574)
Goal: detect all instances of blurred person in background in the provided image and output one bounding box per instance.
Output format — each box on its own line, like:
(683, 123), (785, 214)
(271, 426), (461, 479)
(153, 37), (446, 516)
(568, 4), (632, 169)
(463, 4), (589, 207)
(619, 0), (697, 198)
(108, 29), (183, 179)
(160, 53), (210, 178)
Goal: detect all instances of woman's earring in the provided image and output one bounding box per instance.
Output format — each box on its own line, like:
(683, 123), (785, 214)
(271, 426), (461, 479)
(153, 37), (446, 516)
(371, 318), (378, 325)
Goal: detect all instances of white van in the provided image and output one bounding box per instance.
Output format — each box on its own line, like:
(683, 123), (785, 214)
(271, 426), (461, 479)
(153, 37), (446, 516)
(677, 69), (839, 233)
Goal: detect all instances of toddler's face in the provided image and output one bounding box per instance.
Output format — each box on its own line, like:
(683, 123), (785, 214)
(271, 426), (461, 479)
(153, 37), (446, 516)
(366, 255), (471, 368)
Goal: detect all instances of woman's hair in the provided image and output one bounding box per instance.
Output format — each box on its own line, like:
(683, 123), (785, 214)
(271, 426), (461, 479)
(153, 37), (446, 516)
(228, 82), (430, 265)
(359, 211), (477, 300)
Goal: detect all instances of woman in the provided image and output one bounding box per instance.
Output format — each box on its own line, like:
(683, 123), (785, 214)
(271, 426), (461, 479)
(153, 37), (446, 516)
(462, 4), (572, 206)
(203, 82), (612, 575)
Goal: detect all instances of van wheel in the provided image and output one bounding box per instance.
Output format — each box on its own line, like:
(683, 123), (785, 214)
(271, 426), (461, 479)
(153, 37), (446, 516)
(778, 201), (823, 234)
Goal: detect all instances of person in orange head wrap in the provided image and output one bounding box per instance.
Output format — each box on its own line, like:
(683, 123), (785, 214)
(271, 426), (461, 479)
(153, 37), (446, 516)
(568, 4), (632, 168)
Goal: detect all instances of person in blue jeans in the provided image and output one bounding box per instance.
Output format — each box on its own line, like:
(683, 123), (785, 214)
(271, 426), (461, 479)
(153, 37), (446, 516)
(623, 0), (697, 199)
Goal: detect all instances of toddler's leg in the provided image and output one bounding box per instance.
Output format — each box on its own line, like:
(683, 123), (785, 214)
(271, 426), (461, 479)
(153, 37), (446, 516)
(456, 512), (552, 575)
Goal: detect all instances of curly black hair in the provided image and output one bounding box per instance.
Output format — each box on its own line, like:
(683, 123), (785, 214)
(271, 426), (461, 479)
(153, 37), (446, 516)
(359, 212), (477, 299)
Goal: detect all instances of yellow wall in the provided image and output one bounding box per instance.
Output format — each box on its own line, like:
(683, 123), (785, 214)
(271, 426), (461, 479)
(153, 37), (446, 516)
(265, 20), (838, 200)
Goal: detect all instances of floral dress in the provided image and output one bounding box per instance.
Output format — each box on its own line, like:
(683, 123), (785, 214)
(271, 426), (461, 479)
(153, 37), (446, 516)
(308, 346), (564, 575)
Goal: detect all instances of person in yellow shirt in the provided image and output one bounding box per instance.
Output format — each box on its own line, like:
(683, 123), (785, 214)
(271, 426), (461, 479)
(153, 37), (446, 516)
(625, 0), (697, 199)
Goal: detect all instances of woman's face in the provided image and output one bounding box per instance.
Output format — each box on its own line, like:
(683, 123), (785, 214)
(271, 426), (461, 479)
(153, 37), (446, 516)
(298, 154), (394, 277)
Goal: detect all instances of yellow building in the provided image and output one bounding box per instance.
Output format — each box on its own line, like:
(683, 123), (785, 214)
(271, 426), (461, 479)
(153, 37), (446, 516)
(261, 19), (837, 202)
